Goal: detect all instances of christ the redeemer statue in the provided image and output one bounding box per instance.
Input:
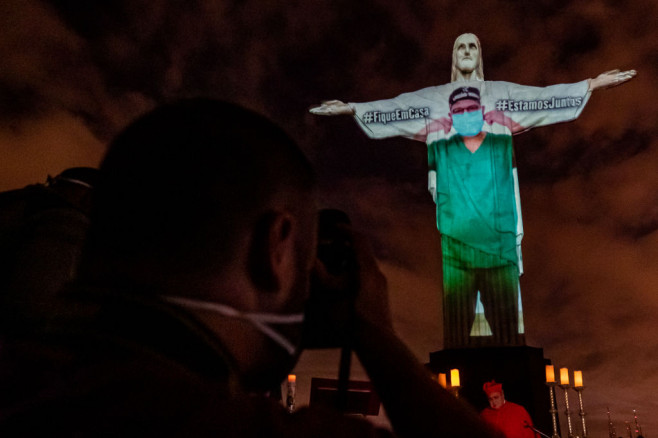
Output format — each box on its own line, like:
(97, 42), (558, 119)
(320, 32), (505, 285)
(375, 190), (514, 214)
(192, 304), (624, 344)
(310, 33), (635, 349)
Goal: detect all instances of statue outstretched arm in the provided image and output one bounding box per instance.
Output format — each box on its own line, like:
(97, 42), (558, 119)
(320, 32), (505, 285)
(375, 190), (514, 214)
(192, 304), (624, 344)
(313, 86), (448, 140)
(588, 69), (636, 91)
(309, 100), (355, 116)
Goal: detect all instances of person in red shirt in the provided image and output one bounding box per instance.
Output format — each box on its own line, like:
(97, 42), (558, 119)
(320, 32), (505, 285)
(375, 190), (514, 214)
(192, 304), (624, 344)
(480, 381), (537, 438)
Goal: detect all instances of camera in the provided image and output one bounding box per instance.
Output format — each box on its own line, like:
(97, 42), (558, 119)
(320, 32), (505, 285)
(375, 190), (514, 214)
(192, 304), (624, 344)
(302, 209), (359, 349)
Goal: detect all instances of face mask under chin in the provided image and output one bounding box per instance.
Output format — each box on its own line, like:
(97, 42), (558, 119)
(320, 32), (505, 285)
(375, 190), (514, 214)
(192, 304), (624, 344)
(161, 295), (305, 357)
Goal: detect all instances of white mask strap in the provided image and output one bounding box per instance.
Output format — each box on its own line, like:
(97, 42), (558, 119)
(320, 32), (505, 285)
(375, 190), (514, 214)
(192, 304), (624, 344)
(162, 296), (304, 355)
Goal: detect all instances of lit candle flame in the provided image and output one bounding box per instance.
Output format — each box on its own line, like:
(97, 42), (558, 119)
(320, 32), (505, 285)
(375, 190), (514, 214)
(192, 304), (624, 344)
(438, 373), (447, 388)
(450, 369), (460, 387)
(560, 367), (569, 385)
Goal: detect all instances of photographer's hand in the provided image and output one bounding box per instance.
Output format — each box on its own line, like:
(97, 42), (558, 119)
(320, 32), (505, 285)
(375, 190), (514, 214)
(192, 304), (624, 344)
(308, 226), (392, 337)
(349, 230), (392, 331)
(308, 224), (501, 438)
(343, 229), (503, 438)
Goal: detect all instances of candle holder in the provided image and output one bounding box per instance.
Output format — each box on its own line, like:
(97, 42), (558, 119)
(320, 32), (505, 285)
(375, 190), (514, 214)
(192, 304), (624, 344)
(286, 375), (296, 413)
(572, 386), (587, 438)
(545, 381), (561, 438)
(558, 383), (576, 438)
(449, 385), (460, 398)
(632, 409), (643, 437)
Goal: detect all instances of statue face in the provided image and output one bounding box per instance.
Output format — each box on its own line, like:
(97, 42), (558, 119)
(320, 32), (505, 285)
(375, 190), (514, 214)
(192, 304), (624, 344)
(454, 34), (480, 74)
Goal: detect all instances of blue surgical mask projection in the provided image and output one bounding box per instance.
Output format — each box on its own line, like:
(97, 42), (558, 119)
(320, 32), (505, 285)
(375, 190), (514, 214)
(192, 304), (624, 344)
(452, 109), (484, 137)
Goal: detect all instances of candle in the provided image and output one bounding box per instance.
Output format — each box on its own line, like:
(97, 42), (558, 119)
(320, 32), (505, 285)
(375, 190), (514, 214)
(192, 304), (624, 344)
(450, 369), (460, 387)
(560, 367), (569, 385)
(574, 370), (583, 388)
(545, 365), (555, 383)
(286, 374), (296, 413)
(438, 373), (447, 388)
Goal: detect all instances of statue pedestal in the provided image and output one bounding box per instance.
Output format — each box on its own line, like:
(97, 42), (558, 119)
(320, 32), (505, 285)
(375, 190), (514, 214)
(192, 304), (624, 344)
(427, 346), (556, 436)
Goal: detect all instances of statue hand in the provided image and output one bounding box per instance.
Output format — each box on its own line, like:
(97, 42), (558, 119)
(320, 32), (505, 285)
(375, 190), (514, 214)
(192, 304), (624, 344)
(309, 100), (354, 116)
(589, 69), (637, 91)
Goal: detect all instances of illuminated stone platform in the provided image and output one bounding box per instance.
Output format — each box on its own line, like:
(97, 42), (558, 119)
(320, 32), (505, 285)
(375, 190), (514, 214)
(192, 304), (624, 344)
(427, 346), (555, 435)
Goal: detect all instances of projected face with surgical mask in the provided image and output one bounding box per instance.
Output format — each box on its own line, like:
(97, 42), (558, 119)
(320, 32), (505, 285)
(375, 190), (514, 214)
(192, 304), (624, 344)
(448, 87), (484, 137)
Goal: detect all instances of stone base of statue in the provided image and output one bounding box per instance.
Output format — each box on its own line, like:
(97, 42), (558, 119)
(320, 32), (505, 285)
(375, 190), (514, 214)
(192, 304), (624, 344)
(427, 345), (556, 436)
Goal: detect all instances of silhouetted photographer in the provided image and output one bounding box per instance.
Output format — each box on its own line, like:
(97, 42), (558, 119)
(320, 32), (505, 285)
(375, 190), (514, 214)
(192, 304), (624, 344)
(0, 100), (503, 438)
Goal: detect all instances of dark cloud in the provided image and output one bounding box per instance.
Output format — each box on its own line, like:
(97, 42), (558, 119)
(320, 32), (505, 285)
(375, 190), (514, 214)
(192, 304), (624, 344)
(622, 215), (658, 240)
(517, 128), (654, 183)
(47, 1), (136, 39)
(0, 83), (45, 121)
(555, 17), (602, 65)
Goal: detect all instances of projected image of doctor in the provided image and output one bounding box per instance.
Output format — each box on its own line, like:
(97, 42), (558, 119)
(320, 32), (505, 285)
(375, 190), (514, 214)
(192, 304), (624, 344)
(428, 86), (524, 348)
(309, 32), (636, 350)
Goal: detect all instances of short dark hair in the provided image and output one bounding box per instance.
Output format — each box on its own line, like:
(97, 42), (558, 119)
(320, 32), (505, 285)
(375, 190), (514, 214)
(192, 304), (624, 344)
(80, 99), (315, 284)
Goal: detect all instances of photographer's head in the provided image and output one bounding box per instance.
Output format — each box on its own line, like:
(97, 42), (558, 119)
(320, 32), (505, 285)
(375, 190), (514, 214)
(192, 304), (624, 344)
(80, 99), (317, 391)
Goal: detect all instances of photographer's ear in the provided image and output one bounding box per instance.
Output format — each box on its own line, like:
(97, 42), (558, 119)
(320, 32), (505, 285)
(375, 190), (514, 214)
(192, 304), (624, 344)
(247, 211), (296, 294)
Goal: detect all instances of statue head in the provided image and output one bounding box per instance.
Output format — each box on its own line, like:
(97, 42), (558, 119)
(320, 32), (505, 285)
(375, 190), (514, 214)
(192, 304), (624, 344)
(451, 33), (484, 82)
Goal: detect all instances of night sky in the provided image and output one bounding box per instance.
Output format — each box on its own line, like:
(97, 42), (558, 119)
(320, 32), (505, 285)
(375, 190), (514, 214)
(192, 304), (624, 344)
(1, 0), (656, 435)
